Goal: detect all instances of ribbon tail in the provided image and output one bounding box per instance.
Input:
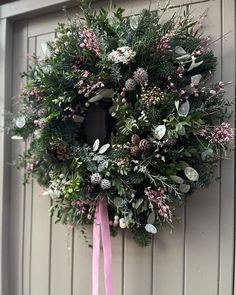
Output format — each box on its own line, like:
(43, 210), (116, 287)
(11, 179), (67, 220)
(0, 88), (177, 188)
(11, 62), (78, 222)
(100, 198), (114, 295)
(92, 202), (101, 295)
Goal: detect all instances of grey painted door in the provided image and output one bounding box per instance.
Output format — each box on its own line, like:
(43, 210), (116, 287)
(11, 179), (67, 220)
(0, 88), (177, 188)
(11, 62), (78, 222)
(9, 1), (235, 294)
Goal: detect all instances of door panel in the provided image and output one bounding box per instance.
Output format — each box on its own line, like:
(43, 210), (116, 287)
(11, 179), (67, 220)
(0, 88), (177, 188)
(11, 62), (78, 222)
(10, 1), (235, 295)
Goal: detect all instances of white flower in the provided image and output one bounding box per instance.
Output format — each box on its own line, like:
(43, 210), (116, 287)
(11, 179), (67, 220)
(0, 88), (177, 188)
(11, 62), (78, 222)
(107, 46), (136, 64)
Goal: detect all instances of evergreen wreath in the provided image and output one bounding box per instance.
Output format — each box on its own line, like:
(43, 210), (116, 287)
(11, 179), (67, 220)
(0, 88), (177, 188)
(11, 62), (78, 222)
(10, 2), (234, 246)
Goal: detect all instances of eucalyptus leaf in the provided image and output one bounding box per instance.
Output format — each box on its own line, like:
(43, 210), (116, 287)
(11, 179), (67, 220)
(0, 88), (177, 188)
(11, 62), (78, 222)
(98, 143), (110, 154)
(184, 167), (199, 181)
(178, 101), (190, 117)
(179, 183), (191, 193)
(88, 94), (103, 103)
(188, 59), (203, 72)
(176, 54), (191, 61)
(201, 149), (214, 160)
(191, 74), (202, 86)
(175, 46), (187, 55)
(98, 161), (109, 172)
(73, 115), (84, 123)
(93, 139), (100, 152)
(93, 155), (104, 162)
(135, 198), (143, 209)
(170, 175), (184, 184)
(145, 224), (157, 234)
(147, 211), (156, 224)
(175, 100), (180, 111)
(176, 123), (186, 136)
(154, 125), (166, 140)
(114, 197), (124, 207)
(119, 218), (127, 229)
(15, 116), (26, 128)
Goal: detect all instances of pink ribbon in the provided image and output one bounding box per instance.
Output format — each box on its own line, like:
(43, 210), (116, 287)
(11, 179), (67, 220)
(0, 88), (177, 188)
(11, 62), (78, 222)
(92, 197), (114, 295)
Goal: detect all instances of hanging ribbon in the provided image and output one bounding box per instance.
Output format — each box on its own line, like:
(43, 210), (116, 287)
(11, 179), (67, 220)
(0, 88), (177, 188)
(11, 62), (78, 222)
(92, 197), (114, 295)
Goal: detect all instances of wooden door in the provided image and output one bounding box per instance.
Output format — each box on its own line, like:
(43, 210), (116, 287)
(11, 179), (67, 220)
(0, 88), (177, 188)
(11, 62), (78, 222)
(9, 1), (235, 295)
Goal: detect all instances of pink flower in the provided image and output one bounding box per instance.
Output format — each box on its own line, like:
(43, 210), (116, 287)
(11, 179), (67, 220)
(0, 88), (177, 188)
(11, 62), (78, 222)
(209, 89), (217, 95)
(157, 32), (175, 54)
(144, 187), (172, 222)
(82, 70), (90, 78)
(200, 122), (234, 144)
(79, 28), (101, 56)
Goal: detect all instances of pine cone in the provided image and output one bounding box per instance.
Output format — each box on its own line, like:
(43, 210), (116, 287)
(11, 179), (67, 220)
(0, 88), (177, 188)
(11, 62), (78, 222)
(130, 146), (141, 157)
(139, 139), (150, 152)
(131, 134), (140, 146)
(56, 145), (71, 161)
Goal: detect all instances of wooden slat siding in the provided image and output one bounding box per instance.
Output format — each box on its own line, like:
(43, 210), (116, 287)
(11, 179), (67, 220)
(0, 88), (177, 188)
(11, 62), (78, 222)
(73, 226), (93, 294)
(0, 0), (212, 20)
(153, 5), (187, 295)
(29, 182), (51, 295)
(50, 223), (73, 295)
(220, 0), (235, 294)
(123, 232), (153, 295)
(29, 33), (55, 295)
(22, 36), (36, 295)
(184, 2), (222, 295)
(0, 17), (13, 295)
(153, 207), (185, 295)
(111, 235), (123, 295)
(9, 20), (28, 295)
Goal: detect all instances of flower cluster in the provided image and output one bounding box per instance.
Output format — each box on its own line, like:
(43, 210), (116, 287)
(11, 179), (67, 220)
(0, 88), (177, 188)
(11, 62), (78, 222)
(200, 122), (234, 144)
(158, 32), (175, 53)
(107, 46), (136, 64)
(79, 28), (101, 55)
(144, 187), (172, 222)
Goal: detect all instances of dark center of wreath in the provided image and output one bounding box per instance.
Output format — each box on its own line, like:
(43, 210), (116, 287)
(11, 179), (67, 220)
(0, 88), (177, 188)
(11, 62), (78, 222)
(82, 99), (116, 145)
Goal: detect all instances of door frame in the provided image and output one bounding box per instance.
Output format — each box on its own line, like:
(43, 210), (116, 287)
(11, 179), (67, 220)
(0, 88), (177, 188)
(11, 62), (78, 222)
(0, 1), (234, 295)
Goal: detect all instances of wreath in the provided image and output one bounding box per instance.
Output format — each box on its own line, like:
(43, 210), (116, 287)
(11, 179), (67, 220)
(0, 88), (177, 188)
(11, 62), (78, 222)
(11, 2), (234, 246)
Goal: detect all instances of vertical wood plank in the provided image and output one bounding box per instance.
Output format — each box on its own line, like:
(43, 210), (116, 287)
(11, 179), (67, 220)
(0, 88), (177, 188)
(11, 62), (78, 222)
(123, 232), (152, 295)
(9, 20), (28, 295)
(153, 207), (185, 295)
(0, 18), (13, 295)
(220, 0), (235, 294)
(30, 33), (54, 295)
(50, 224), (73, 295)
(184, 2), (222, 295)
(23, 36), (35, 295)
(73, 226), (93, 294)
(30, 183), (51, 295)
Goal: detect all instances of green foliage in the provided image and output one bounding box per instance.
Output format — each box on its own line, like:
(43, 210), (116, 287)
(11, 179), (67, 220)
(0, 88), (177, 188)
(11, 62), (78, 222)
(9, 1), (233, 246)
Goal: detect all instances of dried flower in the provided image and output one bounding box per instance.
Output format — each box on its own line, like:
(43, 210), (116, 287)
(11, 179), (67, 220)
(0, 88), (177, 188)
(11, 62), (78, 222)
(108, 46), (136, 64)
(144, 187), (172, 222)
(133, 68), (148, 85)
(125, 78), (137, 91)
(140, 86), (164, 107)
(157, 32), (175, 53)
(200, 122), (234, 144)
(79, 28), (101, 56)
